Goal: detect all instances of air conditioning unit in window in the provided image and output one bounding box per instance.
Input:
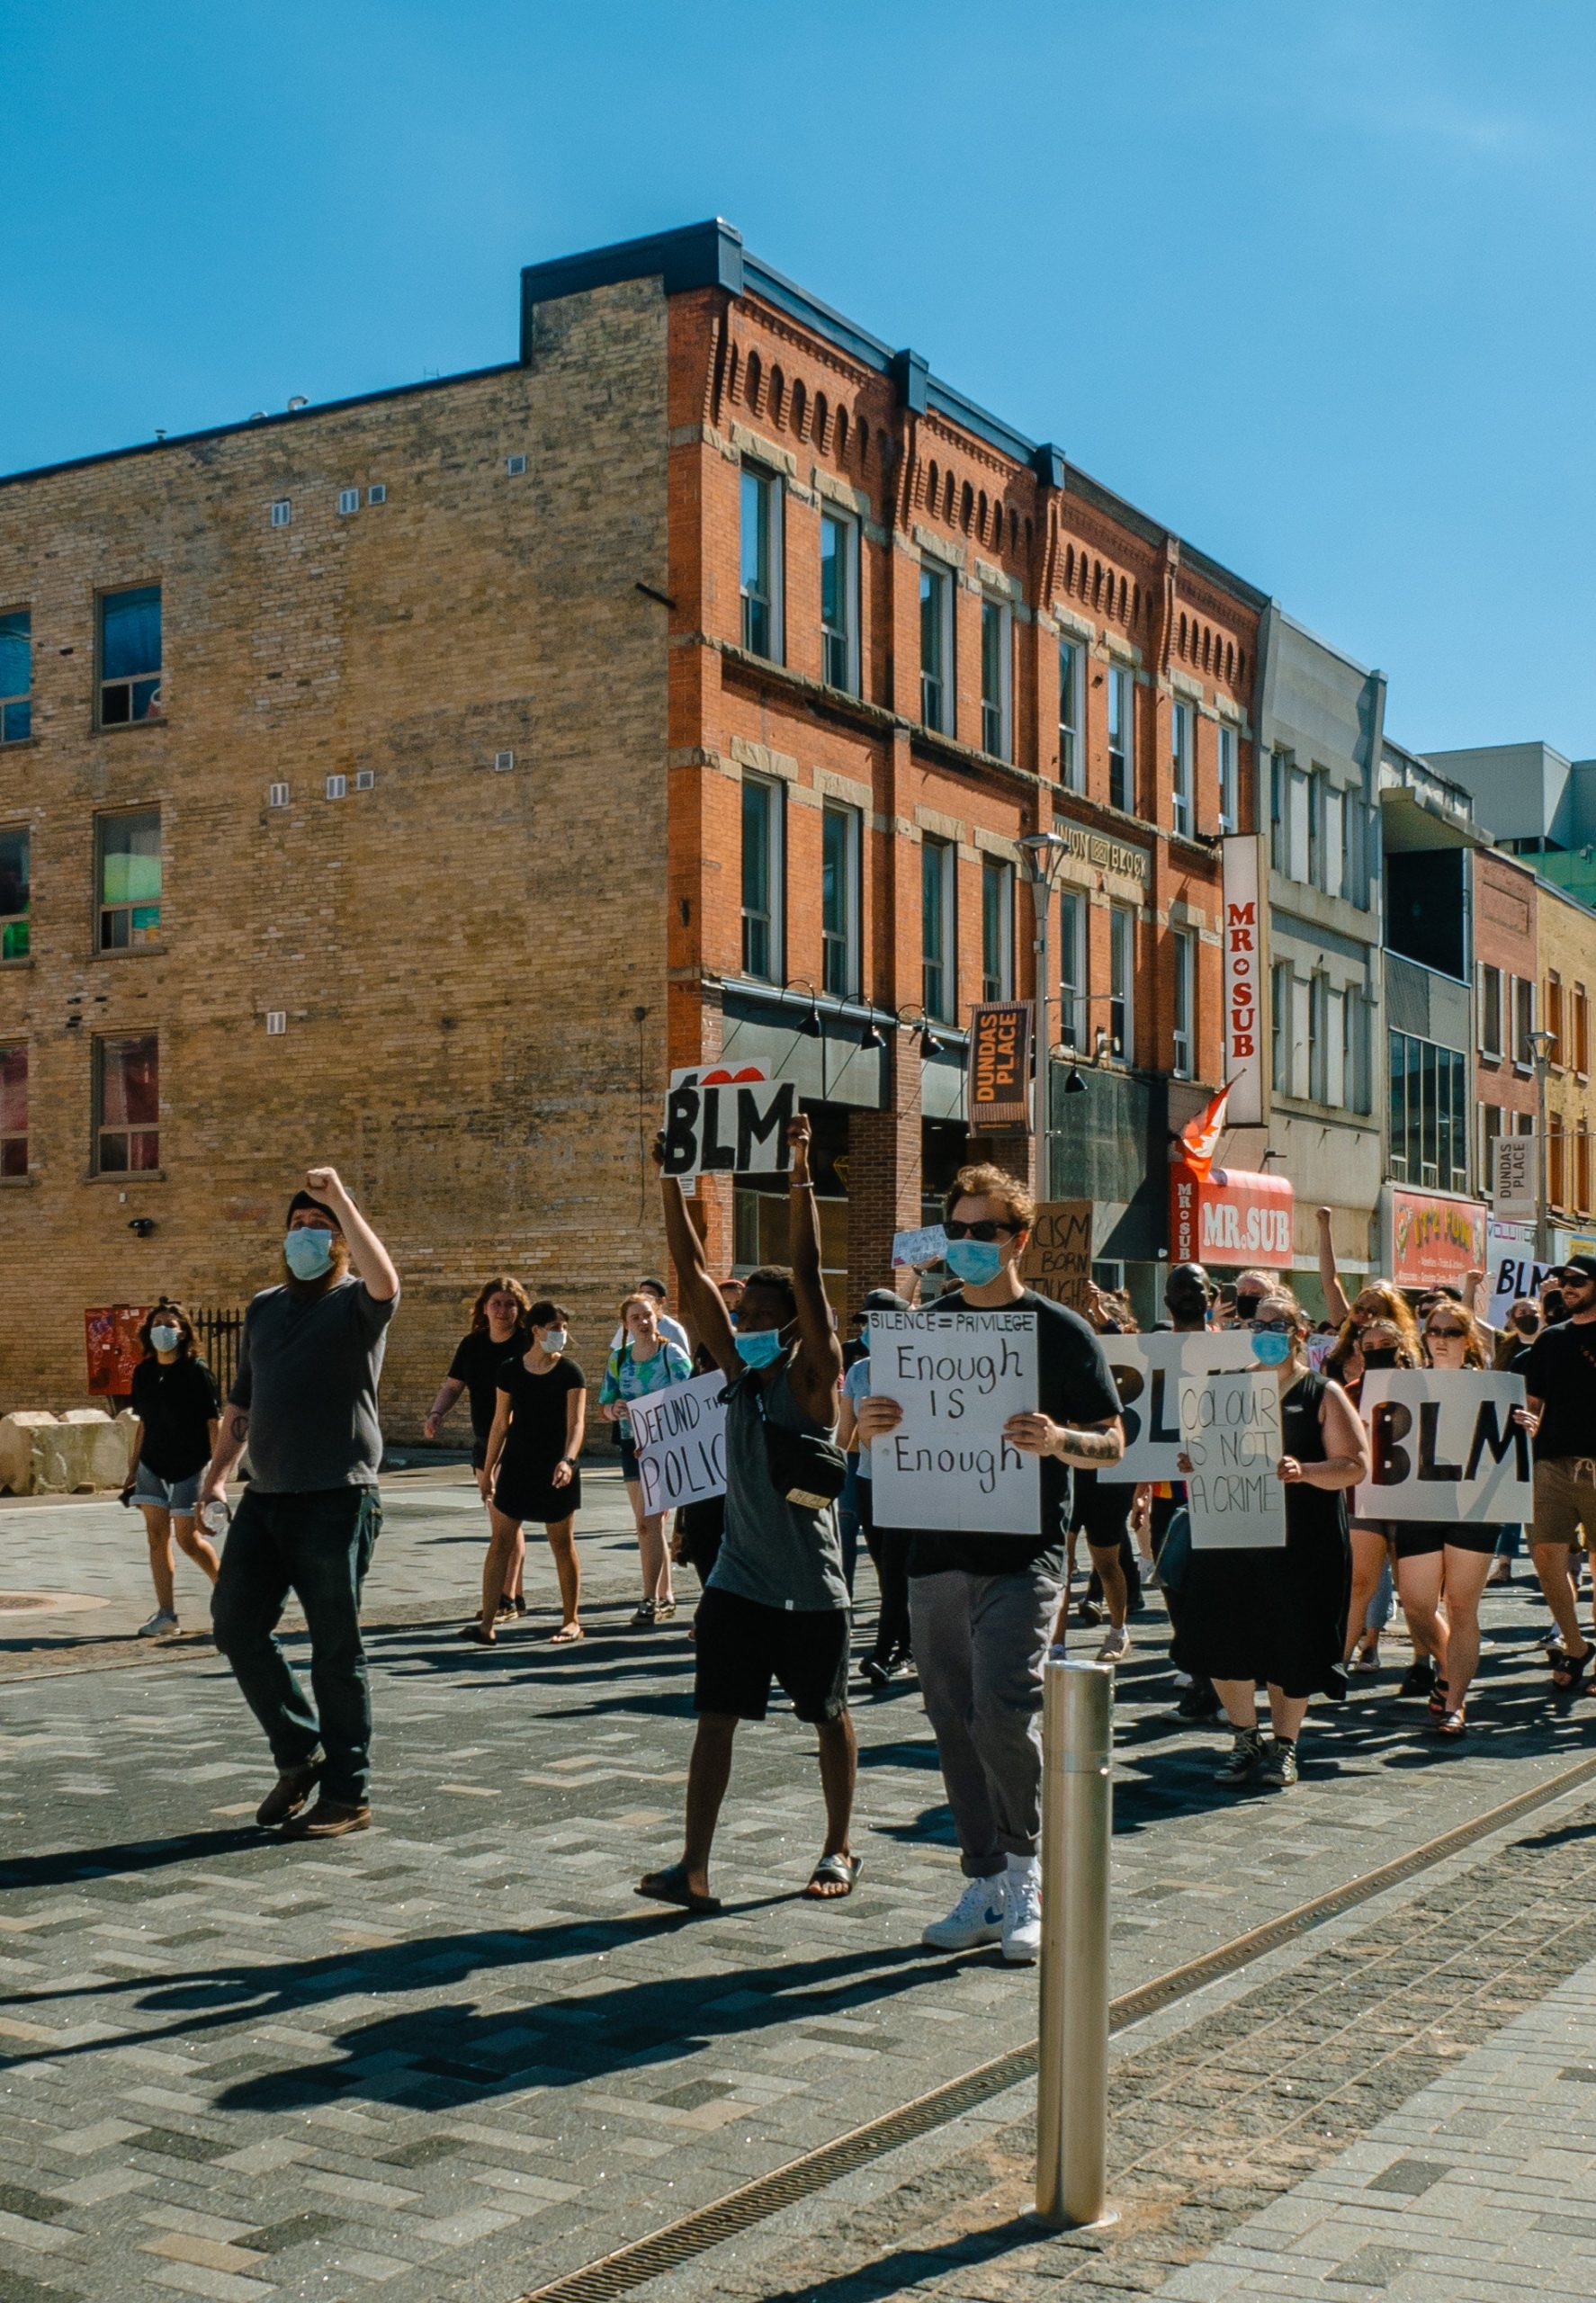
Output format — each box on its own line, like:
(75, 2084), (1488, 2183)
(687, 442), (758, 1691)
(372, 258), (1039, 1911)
(268, 783), (290, 809)
(507, 454), (527, 477)
(493, 749), (515, 773)
(265, 1011), (286, 1035)
(270, 499), (291, 527)
(326, 774), (347, 800)
(367, 484), (386, 505)
(337, 488), (360, 515)
(354, 769), (375, 792)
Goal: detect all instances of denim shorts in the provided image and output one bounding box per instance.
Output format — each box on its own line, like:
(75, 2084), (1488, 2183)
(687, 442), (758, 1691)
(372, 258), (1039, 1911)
(132, 1463), (202, 1514)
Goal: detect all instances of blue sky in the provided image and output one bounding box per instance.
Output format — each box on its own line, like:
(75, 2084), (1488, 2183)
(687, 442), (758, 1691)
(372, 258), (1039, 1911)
(4, 0), (1592, 756)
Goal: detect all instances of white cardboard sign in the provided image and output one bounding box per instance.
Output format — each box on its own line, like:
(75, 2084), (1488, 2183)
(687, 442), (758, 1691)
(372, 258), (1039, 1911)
(866, 1308), (1039, 1534)
(661, 1068), (795, 1178)
(1097, 1331), (1259, 1484)
(1491, 1253), (1557, 1310)
(1178, 1369), (1287, 1549)
(628, 1370), (729, 1513)
(892, 1223), (948, 1270)
(1355, 1370), (1531, 1522)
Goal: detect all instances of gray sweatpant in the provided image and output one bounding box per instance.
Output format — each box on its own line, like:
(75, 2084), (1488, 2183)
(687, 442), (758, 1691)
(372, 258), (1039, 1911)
(909, 1565), (1063, 1877)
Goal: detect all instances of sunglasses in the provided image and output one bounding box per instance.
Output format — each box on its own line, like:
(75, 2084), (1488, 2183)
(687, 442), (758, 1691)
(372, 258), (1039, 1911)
(1427, 1324), (1466, 1340)
(945, 1219), (1019, 1241)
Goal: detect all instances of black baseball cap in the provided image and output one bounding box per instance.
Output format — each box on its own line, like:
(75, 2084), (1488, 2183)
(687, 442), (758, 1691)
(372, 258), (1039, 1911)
(1165, 1261), (1213, 1300)
(286, 1189), (339, 1227)
(1559, 1255), (1596, 1286)
(863, 1288), (910, 1313)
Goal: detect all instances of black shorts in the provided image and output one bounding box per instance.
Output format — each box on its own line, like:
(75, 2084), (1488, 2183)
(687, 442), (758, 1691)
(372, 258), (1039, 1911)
(1442, 1524), (1502, 1558)
(1392, 1523), (1444, 1560)
(693, 1586), (851, 1725)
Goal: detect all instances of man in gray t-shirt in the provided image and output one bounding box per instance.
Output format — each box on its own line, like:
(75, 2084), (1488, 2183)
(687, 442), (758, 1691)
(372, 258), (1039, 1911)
(203, 1167), (399, 1840)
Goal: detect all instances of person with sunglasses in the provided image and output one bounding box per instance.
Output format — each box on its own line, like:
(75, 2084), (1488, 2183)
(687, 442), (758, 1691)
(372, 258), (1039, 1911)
(854, 1163), (1124, 1964)
(1516, 1256), (1596, 1696)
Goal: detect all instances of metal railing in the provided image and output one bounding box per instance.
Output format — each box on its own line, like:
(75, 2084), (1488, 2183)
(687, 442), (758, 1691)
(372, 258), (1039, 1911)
(189, 1304), (245, 1401)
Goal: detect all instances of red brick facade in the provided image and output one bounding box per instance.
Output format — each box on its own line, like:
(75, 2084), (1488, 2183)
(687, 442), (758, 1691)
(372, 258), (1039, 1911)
(1472, 849), (1540, 1195)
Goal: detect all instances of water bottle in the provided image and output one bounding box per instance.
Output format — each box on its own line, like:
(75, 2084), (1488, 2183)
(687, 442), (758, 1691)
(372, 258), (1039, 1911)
(199, 1495), (231, 1539)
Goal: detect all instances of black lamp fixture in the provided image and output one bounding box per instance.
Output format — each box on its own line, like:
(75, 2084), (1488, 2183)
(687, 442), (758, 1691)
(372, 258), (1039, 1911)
(785, 980), (824, 1039)
(855, 1004), (886, 1052)
(919, 1017), (945, 1059)
(1063, 1065), (1088, 1096)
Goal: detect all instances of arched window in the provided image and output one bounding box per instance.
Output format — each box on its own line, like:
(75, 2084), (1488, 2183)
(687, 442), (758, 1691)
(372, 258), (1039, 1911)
(977, 489), (988, 542)
(1224, 640), (1235, 683)
(944, 470), (955, 522)
(768, 366), (785, 426)
(1092, 560), (1104, 608)
(926, 459), (939, 512)
(961, 481), (974, 532)
(813, 390), (829, 451)
(834, 404), (849, 461)
(726, 343), (741, 404)
(1117, 575), (1128, 622)
(791, 378), (807, 439)
(746, 349), (763, 414)
(1178, 612), (1188, 658)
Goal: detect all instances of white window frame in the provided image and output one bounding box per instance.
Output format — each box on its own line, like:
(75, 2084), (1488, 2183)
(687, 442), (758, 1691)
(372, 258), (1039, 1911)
(1109, 904), (1134, 1063)
(740, 464), (783, 662)
(1271, 962), (1293, 1094)
(1059, 888), (1087, 1049)
(981, 856), (1014, 1002)
(1217, 722), (1238, 834)
(1308, 972), (1329, 1103)
(1287, 766), (1311, 883)
(980, 595), (1012, 759)
(1170, 703), (1193, 838)
(1479, 963), (1503, 1059)
(922, 836), (957, 1021)
(1171, 927), (1194, 1078)
(1322, 782), (1346, 899)
(821, 802), (861, 999)
(1107, 667), (1134, 812)
(740, 774), (785, 983)
(1058, 640), (1082, 791)
(1511, 973), (1536, 1070)
(919, 559), (954, 733)
(820, 507), (859, 694)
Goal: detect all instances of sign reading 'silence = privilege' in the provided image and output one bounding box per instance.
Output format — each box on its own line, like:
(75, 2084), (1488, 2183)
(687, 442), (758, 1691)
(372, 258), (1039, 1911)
(661, 1066), (795, 1178)
(629, 1370), (728, 1513)
(866, 1307), (1039, 1534)
(1177, 1367), (1287, 1549)
(967, 1001), (1032, 1128)
(1355, 1370), (1532, 1522)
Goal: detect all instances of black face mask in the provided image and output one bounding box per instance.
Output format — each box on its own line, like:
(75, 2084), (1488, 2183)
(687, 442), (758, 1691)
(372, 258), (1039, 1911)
(1512, 1313), (1539, 1333)
(1236, 1296), (1263, 1323)
(1362, 1346), (1401, 1369)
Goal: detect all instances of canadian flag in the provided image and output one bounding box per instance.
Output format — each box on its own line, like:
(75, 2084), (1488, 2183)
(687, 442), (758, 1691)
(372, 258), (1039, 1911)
(1178, 1085), (1232, 1184)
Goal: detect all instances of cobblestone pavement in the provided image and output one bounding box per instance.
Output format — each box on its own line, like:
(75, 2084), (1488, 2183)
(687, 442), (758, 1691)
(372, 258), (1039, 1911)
(1, 1480), (1593, 2303)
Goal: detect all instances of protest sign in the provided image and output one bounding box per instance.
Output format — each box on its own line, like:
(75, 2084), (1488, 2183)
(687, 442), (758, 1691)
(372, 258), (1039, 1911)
(892, 1223), (948, 1270)
(1355, 1370), (1531, 1522)
(1018, 1201), (1093, 1313)
(628, 1371), (728, 1514)
(1097, 1331), (1258, 1483)
(867, 1307), (1039, 1534)
(1491, 1252), (1557, 1311)
(1177, 1368), (1287, 1549)
(1305, 1333), (1336, 1373)
(660, 1067), (795, 1178)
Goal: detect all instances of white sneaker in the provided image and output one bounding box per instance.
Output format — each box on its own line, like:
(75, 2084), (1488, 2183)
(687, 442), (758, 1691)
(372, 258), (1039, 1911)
(921, 1875), (1006, 1950)
(1097, 1624), (1131, 1664)
(137, 1609), (179, 1638)
(1002, 1857), (1042, 1964)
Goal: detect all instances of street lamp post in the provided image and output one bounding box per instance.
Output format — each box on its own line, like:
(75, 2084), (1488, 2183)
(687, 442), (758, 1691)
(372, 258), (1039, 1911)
(1527, 1026), (1556, 1262)
(1018, 831), (1069, 1203)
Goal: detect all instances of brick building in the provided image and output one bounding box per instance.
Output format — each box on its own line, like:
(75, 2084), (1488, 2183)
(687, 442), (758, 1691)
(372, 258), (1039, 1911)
(1472, 847), (1541, 1205)
(0, 218), (1262, 1424)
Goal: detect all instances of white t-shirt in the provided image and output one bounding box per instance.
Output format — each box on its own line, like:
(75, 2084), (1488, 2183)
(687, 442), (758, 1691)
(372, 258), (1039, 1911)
(611, 1313), (691, 1358)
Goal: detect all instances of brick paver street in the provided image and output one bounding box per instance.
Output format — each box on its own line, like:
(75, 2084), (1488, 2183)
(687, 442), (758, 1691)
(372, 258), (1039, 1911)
(4, 1473), (1595, 2303)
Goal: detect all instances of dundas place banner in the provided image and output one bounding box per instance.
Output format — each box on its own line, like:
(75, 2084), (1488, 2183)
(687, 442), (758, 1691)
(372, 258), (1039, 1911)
(966, 1001), (1033, 1130)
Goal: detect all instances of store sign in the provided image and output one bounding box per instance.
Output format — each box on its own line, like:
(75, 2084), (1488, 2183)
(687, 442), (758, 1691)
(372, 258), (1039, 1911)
(1493, 1136), (1538, 1225)
(1389, 1189), (1487, 1288)
(967, 1000), (1032, 1128)
(1169, 1160), (1294, 1268)
(1221, 835), (1265, 1125)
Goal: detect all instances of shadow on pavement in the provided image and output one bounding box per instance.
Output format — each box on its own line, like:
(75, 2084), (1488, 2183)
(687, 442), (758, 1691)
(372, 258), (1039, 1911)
(0, 1825), (265, 1894)
(753, 2218), (1042, 2303)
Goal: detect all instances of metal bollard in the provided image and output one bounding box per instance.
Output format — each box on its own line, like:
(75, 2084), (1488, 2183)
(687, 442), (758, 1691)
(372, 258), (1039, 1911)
(1034, 1654), (1117, 2230)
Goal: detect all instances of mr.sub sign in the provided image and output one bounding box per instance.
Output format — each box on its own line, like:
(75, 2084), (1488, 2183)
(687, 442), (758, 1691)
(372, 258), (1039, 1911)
(1170, 1160), (1294, 1268)
(1221, 834), (1265, 1125)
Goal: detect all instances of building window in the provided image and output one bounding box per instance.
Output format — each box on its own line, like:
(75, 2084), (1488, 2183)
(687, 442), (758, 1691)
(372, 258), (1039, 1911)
(1480, 1102), (1503, 1196)
(1171, 927), (1194, 1078)
(94, 1033), (159, 1173)
(1059, 889), (1086, 1049)
(1217, 722), (1237, 834)
(1108, 905), (1134, 1062)
(0, 1043), (25, 1176)
(740, 468), (781, 660)
(980, 596), (1010, 758)
(980, 856), (1012, 1003)
(1479, 963), (1503, 1059)
(1058, 641), (1081, 789)
(921, 838), (956, 1020)
(1308, 972), (1328, 1103)
(1107, 667), (1134, 812)
(1575, 985), (1591, 1077)
(1344, 985), (1371, 1115)
(0, 825), (29, 961)
(1170, 703), (1193, 838)
(98, 585), (163, 727)
(1578, 1125), (1592, 1217)
(919, 560), (952, 732)
(1547, 971), (1566, 1065)
(1272, 963), (1293, 1094)
(1512, 974), (1536, 1068)
(820, 510), (857, 694)
(1388, 1031), (1469, 1193)
(821, 802), (860, 998)
(740, 775), (784, 982)
(1548, 1112), (1567, 1210)
(96, 810), (162, 950)
(0, 609), (31, 743)
(1321, 779), (1347, 897)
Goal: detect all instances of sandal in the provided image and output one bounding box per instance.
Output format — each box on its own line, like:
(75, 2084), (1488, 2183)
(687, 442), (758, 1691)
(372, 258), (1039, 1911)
(458, 1622), (496, 1644)
(1433, 1707), (1467, 1737)
(1427, 1688), (1448, 1719)
(804, 1853), (863, 1900)
(654, 1599), (677, 1622)
(636, 1863), (722, 1916)
(549, 1622), (585, 1644)
(630, 1600), (658, 1630)
(1549, 1644), (1592, 1695)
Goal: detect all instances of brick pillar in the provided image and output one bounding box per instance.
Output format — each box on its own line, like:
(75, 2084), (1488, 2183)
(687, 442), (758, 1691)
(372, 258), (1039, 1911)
(849, 1046), (923, 1299)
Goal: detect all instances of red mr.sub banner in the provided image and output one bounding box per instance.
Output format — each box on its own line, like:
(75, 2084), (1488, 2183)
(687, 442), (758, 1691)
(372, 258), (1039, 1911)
(1170, 1160), (1294, 1268)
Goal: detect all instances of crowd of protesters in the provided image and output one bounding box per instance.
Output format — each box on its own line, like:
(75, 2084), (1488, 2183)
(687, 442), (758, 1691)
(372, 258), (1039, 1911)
(119, 1147), (1596, 1949)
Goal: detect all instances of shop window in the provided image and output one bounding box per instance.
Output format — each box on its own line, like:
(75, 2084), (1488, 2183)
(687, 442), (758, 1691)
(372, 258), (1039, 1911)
(94, 1033), (159, 1172)
(98, 585), (163, 726)
(0, 609), (31, 743)
(0, 1042), (25, 1176)
(0, 825), (29, 960)
(97, 810), (162, 949)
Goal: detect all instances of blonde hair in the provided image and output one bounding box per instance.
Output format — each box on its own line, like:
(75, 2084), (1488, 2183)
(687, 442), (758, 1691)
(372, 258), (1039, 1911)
(1423, 1301), (1489, 1369)
(1350, 1281), (1421, 1359)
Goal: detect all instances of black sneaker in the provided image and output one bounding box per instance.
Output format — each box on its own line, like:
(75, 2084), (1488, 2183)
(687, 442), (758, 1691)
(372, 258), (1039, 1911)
(1258, 1736), (1299, 1789)
(1213, 1727), (1264, 1785)
(1398, 1656), (1437, 1698)
(629, 1600), (658, 1629)
(1176, 1680), (1221, 1722)
(1075, 1598), (1104, 1628)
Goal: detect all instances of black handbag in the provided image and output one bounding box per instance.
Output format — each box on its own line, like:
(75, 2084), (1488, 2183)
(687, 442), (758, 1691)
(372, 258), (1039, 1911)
(745, 1376), (847, 1510)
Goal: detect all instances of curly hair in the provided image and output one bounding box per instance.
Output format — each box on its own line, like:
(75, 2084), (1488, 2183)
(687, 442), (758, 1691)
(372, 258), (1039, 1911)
(1348, 1281), (1421, 1359)
(138, 1300), (196, 1358)
(944, 1162), (1036, 1232)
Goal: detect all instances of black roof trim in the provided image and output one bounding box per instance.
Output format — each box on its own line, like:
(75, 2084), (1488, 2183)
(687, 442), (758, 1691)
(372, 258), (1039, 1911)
(0, 361), (523, 491)
(520, 219), (743, 359)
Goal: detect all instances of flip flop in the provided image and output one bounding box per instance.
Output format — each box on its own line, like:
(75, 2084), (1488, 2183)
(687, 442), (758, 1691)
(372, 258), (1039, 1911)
(636, 1864), (722, 1916)
(804, 1853), (863, 1900)
(549, 1623), (585, 1644)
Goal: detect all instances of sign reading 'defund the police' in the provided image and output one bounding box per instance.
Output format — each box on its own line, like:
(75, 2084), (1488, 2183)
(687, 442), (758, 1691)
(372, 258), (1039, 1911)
(629, 1370), (728, 1513)
(661, 1067), (796, 1178)
(1356, 1370), (1531, 1522)
(1177, 1368), (1287, 1549)
(1098, 1330), (1258, 1483)
(867, 1308), (1039, 1534)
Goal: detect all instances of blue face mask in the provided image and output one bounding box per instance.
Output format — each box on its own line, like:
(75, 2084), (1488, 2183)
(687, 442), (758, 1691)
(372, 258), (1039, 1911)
(944, 1237), (1004, 1286)
(283, 1227), (336, 1281)
(1251, 1329), (1291, 1367)
(734, 1328), (786, 1368)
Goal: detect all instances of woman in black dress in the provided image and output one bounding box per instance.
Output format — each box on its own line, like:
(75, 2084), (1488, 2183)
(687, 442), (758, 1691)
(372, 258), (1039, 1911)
(470, 1300), (587, 1645)
(1174, 1289), (1369, 1791)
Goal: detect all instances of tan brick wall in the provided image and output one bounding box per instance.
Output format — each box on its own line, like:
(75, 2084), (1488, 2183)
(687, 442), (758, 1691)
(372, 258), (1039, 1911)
(0, 278), (673, 1435)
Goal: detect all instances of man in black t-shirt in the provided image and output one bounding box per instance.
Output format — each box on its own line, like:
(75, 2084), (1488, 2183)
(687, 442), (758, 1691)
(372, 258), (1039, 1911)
(1520, 1255), (1596, 1694)
(856, 1162), (1122, 1965)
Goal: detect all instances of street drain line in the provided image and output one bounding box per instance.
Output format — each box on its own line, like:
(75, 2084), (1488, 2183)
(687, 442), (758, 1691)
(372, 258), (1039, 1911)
(517, 1750), (1596, 2303)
